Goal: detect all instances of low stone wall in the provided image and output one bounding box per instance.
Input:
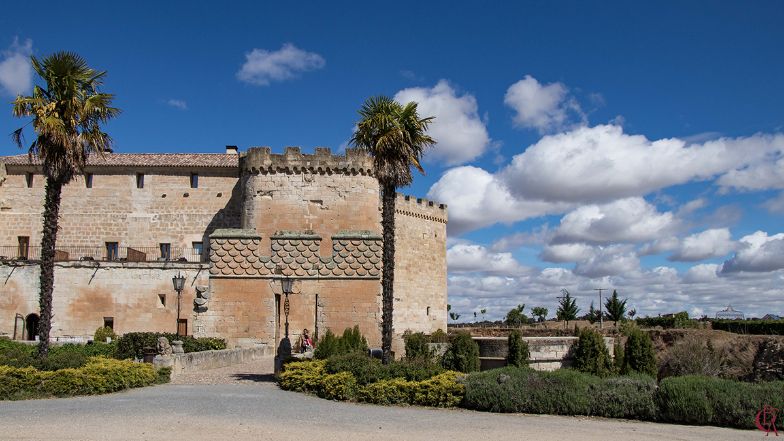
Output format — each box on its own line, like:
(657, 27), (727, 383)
(473, 336), (615, 371)
(157, 345), (275, 376)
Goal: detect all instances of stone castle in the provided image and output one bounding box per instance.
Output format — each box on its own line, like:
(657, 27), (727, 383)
(0, 146), (447, 353)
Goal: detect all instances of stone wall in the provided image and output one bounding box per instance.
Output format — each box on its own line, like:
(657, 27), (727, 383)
(474, 336), (616, 371)
(0, 165), (240, 249)
(0, 261), (208, 340)
(159, 346), (276, 376)
(392, 195), (448, 354)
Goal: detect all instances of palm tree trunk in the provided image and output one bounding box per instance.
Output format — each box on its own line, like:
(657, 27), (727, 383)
(380, 183), (396, 365)
(37, 176), (63, 359)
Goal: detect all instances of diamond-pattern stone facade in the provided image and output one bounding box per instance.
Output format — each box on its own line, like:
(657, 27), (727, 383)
(209, 230), (382, 278)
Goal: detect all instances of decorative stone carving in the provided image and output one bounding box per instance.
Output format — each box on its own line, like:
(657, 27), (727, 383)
(194, 285), (210, 311)
(157, 336), (172, 355)
(209, 229), (382, 279)
(171, 340), (184, 354)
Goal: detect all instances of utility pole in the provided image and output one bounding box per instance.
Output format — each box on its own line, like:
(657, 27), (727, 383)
(594, 288), (608, 329)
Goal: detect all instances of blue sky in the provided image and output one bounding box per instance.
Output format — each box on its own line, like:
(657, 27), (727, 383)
(2, 1), (783, 320)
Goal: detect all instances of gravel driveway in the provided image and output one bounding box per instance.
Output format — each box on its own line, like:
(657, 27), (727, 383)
(0, 359), (757, 440)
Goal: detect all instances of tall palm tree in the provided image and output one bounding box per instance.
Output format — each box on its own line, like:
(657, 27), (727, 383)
(350, 96), (435, 364)
(12, 52), (119, 359)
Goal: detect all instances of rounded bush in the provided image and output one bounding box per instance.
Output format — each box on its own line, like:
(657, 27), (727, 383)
(442, 332), (480, 373)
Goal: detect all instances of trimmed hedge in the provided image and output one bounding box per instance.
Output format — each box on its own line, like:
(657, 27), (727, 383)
(657, 375), (784, 429)
(711, 320), (784, 335)
(0, 339), (117, 371)
(0, 357), (159, 400)
(462, 367), (658, 419)
(278, 360), (464, 407)
(114, 333), (226, 360)
(324, 352), (445, 385)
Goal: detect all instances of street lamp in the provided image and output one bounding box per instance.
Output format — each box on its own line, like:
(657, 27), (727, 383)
(172, 272), (186, 336)
(281, 277), (293, 339)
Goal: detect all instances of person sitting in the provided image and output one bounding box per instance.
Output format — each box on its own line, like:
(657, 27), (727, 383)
(301, 329), (314, 353)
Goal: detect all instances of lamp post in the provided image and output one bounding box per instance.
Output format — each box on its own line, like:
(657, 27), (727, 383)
(281, 277), (293, 339)
(172, 272), (186, 336)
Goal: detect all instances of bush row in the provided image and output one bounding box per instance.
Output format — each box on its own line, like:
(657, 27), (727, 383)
(711, 320), (784, 335)
(0, 339), (117, 371)
(278, 360), (464, 407)
(325, 352), (445, 384)
(462, 367), (784, 429)
(313, 326), (368, 359)
(636, 312), (702, 329)
(114, 333), (227, 360)
(0, 356), (161, 400)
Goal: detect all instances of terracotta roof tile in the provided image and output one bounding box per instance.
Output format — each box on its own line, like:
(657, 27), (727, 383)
(1, 153), (239, 168)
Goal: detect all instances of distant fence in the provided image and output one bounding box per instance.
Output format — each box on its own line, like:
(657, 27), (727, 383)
(0, 245), (204, 263)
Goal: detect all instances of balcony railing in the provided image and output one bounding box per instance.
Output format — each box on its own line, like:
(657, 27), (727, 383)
(0, 246), (205, 263)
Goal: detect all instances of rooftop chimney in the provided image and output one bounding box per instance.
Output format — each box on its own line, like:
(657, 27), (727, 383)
(226, 145), (238, 155)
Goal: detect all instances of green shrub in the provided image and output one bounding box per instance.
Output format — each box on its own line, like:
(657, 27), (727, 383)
(277, 360), (327, 393)
(636, 312), (701, 329)
(0, 339), (36, 368)
(623, 328), (657, 377)
(313, 329), (340, 359)
(155, 367), (172, 384)
(357, 378), (413, 405)
(319, 371), (358, 401)
(0, 357), (157, 400)
(462, 367), (597, 415)
(412, 371), (465, 407)
(657, 375), (784, 429)
(93, 326), (117, 343)
(573, 327), (613, 377)
(613, 341), (625, 373)
(325, 352), (384, 385)
(114, 333), (226, 360)
(442, 332), (480, 373)
(588, 374), (657, 420)
(404, 331), (434, 361)
(429, 329), (449, 343)
(313, 326), (368, 360)
(507, 330), (529, 368)
(386, 358), (444, 382)
(340, 325), (369, 354)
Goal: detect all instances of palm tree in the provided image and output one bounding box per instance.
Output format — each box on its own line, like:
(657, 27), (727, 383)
(350, 96), (435, 364)
(12, 52), (119, 359)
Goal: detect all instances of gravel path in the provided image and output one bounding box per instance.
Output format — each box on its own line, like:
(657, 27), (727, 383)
(168, 356), (276, 385)
(0, 359), (757, 440)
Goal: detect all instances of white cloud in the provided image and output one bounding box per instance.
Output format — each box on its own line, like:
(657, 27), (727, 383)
(669, 228), (735, 262)
(573, 245), (640, 278)
(717, 155), (784, 191)
(0, 37), (32, 96)
(427, 166), (570, 234)
(166, 99), (188, 110)
(552, 198), (676, 245)
(721, 231), (784, 273)
(504, 75), (584, 133)
(447, 243), (530, 276)
(237, 43), (325, 86)
(499, 125), (784, 203)
(394, 80), (490, 166)
(539, 243), (595, 263)
(683, 263), (720, 283)
(638, 237), (680, 256)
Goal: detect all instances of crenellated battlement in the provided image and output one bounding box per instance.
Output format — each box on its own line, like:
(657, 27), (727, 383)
(395, 193), (448, 224)
(242, 146), (374, 175)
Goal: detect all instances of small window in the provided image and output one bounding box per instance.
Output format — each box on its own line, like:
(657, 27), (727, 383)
(105, 242), (118, 261)
(25, 173), (33, 188)
(158, 294), (167, 307)
(85, 173), (93, 188)
(136, 173), (144, 189)
(160, 243), (171, 260)
(190, 173), (199, 189)
(17, 236), (30, 259)
(192, 242), (203, 256)
(103, 317), (114, 330)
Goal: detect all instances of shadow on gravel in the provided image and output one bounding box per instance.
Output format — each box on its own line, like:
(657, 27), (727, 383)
(231, 373), (277, 383)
